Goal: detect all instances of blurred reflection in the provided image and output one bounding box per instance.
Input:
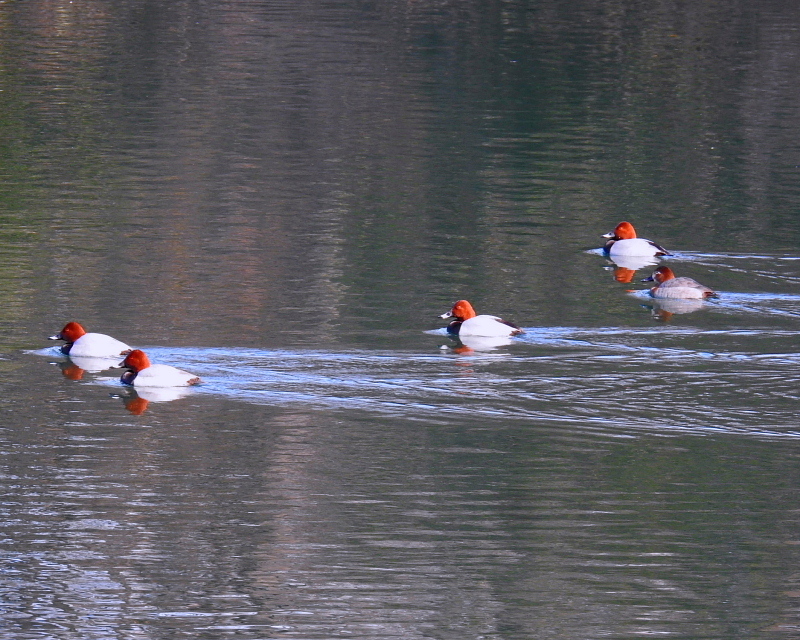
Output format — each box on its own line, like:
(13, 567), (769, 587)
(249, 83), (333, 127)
(644, 298), (706, 322)
(121, 394), (150, 415)
(55, 360), (85, 380)
(604, 254), (662, 283)
(69, 355), (126, 373)
(610, 266), (637, 283)
(445, 335), (514, 354)
(115, 386), (196, 415)
(50, 354), (127, 378)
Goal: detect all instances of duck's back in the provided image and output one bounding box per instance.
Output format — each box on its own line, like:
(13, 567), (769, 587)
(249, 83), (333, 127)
(609, 238), (664, 257)
(133, 364), (201, 387)
(70, 333), (131, 357)
(460, 315), (522, 337)
(653, 277), (715, 299)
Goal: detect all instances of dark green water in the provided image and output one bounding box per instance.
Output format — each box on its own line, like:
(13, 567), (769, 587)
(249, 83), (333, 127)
(1, 1), (800, 638)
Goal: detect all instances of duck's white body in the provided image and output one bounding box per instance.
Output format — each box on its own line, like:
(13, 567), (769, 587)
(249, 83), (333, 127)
(603, 221), (670, 258)
(608, 237), (667, 258)
(459, 315), (521, 337)
(644, 267), (717, 300)
(117, 350), (202, 388)
(68, 333), (131, 358)
(440, 300), (523, 338)
(650, 277), (716, 299)
(49, 322), (131, 358)
(127, 363), (201, 387)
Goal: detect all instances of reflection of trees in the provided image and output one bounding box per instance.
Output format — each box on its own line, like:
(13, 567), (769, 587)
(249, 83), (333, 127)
(0, 0), (798, 337)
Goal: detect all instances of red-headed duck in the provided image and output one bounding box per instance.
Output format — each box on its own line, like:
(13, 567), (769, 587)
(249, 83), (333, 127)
(115, 349), (201, 387)
(642, 266), (717, 299)
(439, 300), (523, 337)
(49, 321), (131, 358)
(603, 221), (670, 258)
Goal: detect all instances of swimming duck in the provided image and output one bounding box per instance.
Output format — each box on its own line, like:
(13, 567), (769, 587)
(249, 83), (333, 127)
(49, 321), (131, 358)
(115, 349), (202, 387)
(642, 266), (718, 299)
(440, 300), (523, 337)
(602, 221), (671, 258)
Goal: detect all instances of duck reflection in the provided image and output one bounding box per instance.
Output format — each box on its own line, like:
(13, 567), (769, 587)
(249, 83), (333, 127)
(55, 360), (86, 380)
(444, 334), (514, 354)
(53, 354), (123, 380)
(121, 394), (150, 415)
(643, 298), (706, 322)
(69, 355), (127, 373)
(603, 254), (662, 283)
(115, 386), (196, 415)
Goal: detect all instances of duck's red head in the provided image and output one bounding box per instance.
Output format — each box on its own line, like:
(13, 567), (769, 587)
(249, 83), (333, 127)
(441, 300), (477, 321)
(643, 266), (676, 284)
(118, 349), (151, 373)
(51, 321), (87, 343)
(603, 221), (637, 240)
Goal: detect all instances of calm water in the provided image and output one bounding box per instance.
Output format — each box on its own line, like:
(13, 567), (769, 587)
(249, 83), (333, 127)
(2, 1), (800, 638)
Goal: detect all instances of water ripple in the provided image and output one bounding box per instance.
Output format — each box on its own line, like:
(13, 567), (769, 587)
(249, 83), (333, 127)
(31, 320), (800, 439)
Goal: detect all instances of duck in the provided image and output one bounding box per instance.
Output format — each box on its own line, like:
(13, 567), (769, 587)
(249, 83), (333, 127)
(49, 321), (131, 358)
(440, 300), (523, 337)
(602, 221), (671, 258)
(115, 349), (202, 387)
(642, 266), (718, 299)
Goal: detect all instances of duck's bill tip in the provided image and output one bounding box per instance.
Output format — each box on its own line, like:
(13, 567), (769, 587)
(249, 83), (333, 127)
(48, 334), (60, 340)
(439, 312), (452, 319)
(602, 231), (614, 239)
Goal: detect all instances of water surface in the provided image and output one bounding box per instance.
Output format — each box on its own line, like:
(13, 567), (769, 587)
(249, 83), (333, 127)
(2, 1), (800, 638)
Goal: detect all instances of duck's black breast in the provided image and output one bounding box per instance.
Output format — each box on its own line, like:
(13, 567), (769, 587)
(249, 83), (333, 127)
(120, 371), (137, 386)
(446, 320), (462, 335)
